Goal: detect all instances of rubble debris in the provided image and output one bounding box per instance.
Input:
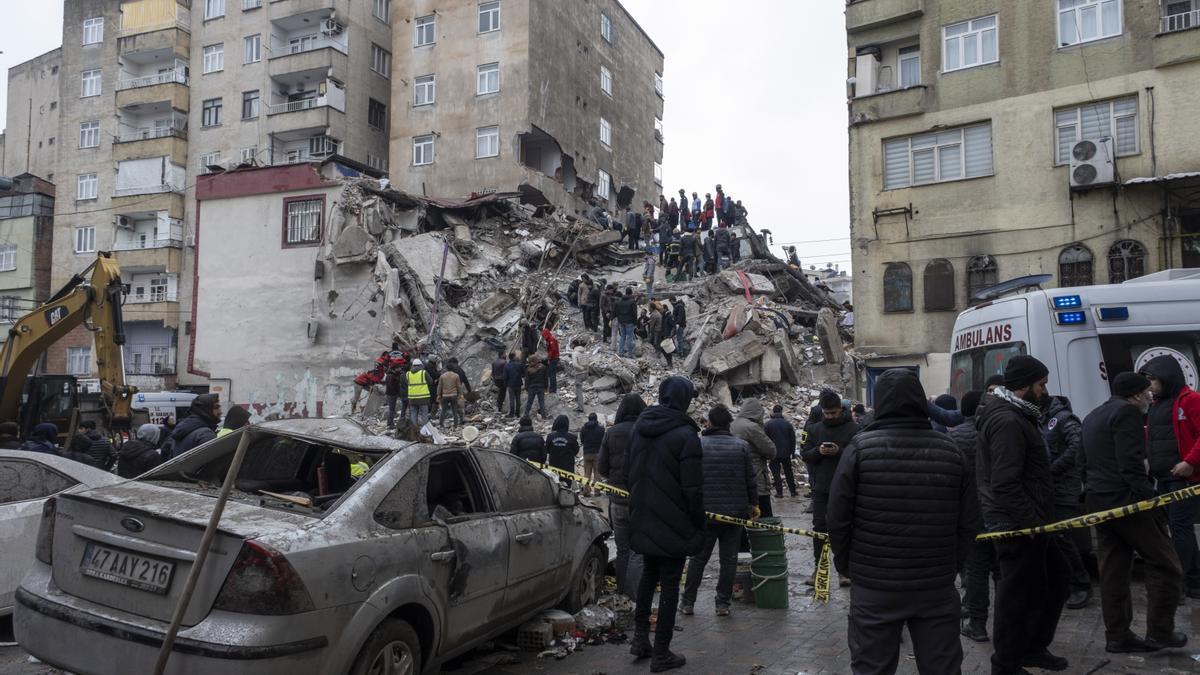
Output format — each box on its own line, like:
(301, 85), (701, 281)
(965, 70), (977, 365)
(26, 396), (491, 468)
(700, 331), (769, 375)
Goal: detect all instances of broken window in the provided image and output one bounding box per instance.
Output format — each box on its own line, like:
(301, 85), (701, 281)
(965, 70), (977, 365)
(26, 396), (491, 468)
(966, 255), (998, 301)
(883, 262), (913, 313)
(284, 196), (323, 246)
(413, 135), (434, 166)
(923, 259), (955, 311)
(518, 127), (576, 192)
(1059, 243), (1093, 287)
(423, 452), (489, 522)
(1108, 239), (1146, 283)
(474, 451), (556, 512)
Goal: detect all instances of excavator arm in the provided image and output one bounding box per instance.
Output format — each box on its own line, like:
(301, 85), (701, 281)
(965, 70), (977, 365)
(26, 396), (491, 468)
(0, 252), (136, 431)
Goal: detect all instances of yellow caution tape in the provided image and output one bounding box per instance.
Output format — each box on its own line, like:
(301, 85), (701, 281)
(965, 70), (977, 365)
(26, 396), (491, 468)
(978, 483), (1200, 541)
(528, 460), (832, 603)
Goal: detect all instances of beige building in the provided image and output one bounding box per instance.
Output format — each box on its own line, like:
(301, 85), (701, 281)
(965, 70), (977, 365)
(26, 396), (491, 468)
(25, 0), (390, 390)
(0, 174), (56, 346)
(2, 50), (63, 181)
(388, 0), (664, 216)
(846, 0), (1200, 397)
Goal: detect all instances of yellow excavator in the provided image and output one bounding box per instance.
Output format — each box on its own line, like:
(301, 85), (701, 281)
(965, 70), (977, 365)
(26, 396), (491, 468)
(0, 252), (136, 441)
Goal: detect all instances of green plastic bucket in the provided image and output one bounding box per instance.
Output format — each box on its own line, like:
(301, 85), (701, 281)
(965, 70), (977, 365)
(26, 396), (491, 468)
(752, 569), (789, 609)
(747, 517), (786, 553)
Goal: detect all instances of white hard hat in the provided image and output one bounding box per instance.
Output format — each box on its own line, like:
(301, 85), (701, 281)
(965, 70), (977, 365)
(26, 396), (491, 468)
(411, 358), (423, 367)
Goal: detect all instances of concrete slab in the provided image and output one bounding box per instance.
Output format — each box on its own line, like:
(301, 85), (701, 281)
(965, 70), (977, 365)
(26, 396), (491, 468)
(719, 271), (775, 295)
(478, 292), (517, 321)
(699, 331), (767, 374)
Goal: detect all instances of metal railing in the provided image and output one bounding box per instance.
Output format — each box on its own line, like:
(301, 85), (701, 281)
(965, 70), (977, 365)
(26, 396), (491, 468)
(124, 345), (178, 375)
(274, 34), (348, 57)
(114, 184), (184, 197)
(115, 70), (189, 91)
(128, 291), (179, 304)
(112, 236), (184, 251)
(114, 126), (186, 143)
(266, 96), (329, 115)
(1162, 9), (1199, 33)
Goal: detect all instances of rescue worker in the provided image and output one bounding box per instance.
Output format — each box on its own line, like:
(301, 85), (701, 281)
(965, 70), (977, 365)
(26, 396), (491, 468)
(546, 414), (580, 487)
(350, 351), (389, 415)
(679, 229), (696, 281)
(405, 358), (434, 427)
(578, 276), (596, 331)
(437, 364), (465, 427)
(385, 354), (408, 429)
(216, 405), (251, 438)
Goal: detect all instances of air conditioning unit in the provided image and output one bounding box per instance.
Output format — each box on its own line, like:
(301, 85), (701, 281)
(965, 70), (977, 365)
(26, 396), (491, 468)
(1069, 137), (1115, 190)
(321, 19), (343, 35)
(114, 215), (133, 229)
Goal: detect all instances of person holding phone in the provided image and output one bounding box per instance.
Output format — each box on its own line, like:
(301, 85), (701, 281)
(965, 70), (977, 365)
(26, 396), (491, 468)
(801, 390), (860, 586)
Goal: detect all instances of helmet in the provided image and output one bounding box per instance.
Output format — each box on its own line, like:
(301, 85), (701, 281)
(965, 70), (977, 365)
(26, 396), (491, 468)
(411, 358), (423, 368)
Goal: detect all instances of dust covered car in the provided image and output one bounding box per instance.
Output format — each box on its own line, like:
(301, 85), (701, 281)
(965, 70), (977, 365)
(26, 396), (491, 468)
(15, 419), (609, 674)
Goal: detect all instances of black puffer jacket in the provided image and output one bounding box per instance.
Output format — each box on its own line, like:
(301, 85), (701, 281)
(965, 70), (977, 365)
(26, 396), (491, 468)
(947, 417), (979, 477)
(1041, 396), (1084, 507)
(117, 440), (161, 478)
(1082, 395), (1155, 510)
(698, 428), (756, 519)
(976, 390), (1055, 530)
(1142, 355), (1186, 479)
(168, 395), (220, 459)
(800, 413), (859, 494)
(546, 416), (579, 474)
(78, 430), (115, 470)
(626, 377), (705, 559)
(597, 394), (646, 505)
(827, 369), (980, 592)
(509, 425), (546, 463)
(764, 413), (796, 461)
(525, 363), (548, 394)
(615, 295), (638, 324)
(580, 420), (605, 455)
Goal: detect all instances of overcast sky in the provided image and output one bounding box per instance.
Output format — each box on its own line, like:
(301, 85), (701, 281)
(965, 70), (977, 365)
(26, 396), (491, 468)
(0, 0), (851, 269)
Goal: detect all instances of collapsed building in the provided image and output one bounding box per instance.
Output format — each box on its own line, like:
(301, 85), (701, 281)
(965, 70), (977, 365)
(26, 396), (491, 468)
(192, 159), (849, 428)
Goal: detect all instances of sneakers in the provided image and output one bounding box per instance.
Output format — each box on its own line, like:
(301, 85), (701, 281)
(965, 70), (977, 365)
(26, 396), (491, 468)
(1065, 588), (1091, 609)
(715, 606), (730, 617)
(1021, 649), (1068, 672)
(960, 618), (989, 643)
(1145, 631), (1188, 650)
(650, 650), (686, 673)
(679, 603), (694, 616)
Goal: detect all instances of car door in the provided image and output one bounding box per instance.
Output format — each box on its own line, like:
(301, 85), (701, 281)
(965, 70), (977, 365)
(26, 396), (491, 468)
(473, 451), (567, 611)
(0, 458), (79, 613)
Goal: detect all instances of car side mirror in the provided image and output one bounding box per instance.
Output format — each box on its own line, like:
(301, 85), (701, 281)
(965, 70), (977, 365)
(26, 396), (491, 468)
(557, 487), (578, 508)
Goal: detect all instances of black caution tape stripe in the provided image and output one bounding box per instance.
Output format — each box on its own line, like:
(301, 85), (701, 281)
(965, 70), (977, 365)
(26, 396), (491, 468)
(979, 484), (1200, 541)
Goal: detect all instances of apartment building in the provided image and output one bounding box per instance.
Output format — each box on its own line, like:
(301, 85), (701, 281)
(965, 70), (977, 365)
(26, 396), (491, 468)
(0, 174), (56, 344)
(388, 0), (664, 217)
(35, 0), (391, 391)
(846, 0), (1200, 397)
(2, 50), (63, 180)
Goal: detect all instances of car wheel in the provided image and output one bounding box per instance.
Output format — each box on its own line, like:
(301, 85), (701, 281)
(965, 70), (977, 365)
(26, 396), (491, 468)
(350, 619), (422, 675)
(563, 545), (605, 613)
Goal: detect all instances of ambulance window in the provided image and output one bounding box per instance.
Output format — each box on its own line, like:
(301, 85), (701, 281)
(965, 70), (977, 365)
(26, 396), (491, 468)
(950, 342), (1026, 400)
(1099, 332), (1200, 390)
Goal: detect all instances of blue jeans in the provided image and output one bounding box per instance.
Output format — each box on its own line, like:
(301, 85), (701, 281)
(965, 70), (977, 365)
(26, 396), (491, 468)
(618, 322), (635, 356)
(675, 325), (686, 353)
(525, 390), (546, 416)
(408, 402), (430, 427)
(546, 358), (559, 393)
(1159, 478), (1200, 592)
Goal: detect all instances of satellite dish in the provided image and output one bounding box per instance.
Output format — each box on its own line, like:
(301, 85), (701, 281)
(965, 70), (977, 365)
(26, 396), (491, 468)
(970, 274), (1053, 304)
(461, 426), (480, 443)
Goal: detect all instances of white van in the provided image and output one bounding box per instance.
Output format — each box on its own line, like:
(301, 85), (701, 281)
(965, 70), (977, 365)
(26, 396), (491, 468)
(129, 391), (198, 428)
(948, 269), (1200, 419)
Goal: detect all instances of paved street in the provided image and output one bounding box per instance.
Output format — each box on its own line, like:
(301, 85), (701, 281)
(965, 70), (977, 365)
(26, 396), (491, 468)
(7, 494), (1196, 675)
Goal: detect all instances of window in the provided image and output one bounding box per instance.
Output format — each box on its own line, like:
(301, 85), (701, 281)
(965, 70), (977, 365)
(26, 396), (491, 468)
(597, 169), (611, 200)
(0, 245), (16, 272)
(367, 154), (389, 171)
(68, 347), (91, 376)
(1054, 97), (1137, 165)
(413, 135), (434, 166)
(202, 98), (223, 127)
(374, 459), (423, 529)
(242, 90), (259, 119)
(883, 263), (913, 312)
(1058, 0), (1121, 46)
(244, 34), (261, 63)
(284, 197), (323, 245)
(371, 44), (391, 78)
(205, 0), (225, 19)
(479, 1), (500, 33)
(654, 162), (663, 185)
(79, 121), (100, 148)
(368, 98), (387, 130)
(243, 0), (262, 9)
(894, 45), (921, 88)
(967, 255), (999, 301)
(654, 116), (664, 142)
(75, 226), (96, 254)
(414, 75), (435, 106)
(374, 0), (389, 23)
(923, 259), (955, 311)
(476, 126), (499, 158)
(474, 451), (556, 512)
(477, 63), (499, 95)
(943, 15), (998, 72)
(1108, 239), (1146, 283)
(1163, 0), (1198, 32)
(654, 71), (663, 97)
(600, 11), (613, 43)
(81, 70), (101, 97)
(77, 174), (98, 201)
(199, 152), (221, 172)
(1059, 243), (1094, 287)
(415, 15), (436, 47)
(83, 17), (104, 45)
(421, 452), (488, 523)
(203, 44), (224, 73)
(0, 297), (18, 323)
(240, 146), (258, 163)
(600, 117), (611, 147)
(600, 65), (613, 96)
(884, 123), (993, 190)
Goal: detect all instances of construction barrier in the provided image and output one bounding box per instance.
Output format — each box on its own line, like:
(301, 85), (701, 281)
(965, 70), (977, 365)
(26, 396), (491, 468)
(527, 460), (832, 602)
(978, 483), (1200, 541)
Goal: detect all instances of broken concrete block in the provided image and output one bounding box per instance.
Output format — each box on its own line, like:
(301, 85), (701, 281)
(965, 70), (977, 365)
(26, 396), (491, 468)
(454, 224), (472, 242)
(591, 375), (620, 391)
(439, 312), (468, 343)
(773, 330), (803, 385)
(816, 307), (844, 364)
(699, 331), (767, 375)
(719, 271), (775, 295)
(681, 340), (705, 375)
(760, 346), (782, 384)
(479, 292), (517, 321)
(576, 229), (623, 251)
(333, 225), (372, 261)
(712, 379), (733, 408)
(726, 359), (761, 387)
(597, 390), (620, 405)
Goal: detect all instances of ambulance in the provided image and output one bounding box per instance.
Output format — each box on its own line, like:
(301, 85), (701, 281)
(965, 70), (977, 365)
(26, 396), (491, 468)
(948, 269), (1200, 419)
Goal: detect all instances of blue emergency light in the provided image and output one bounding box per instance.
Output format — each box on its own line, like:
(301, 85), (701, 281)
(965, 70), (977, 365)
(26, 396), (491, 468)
(1056, 311), (1086, 325)
(1052, 295), (1082, 309)
(1098, 306), (1130, 321)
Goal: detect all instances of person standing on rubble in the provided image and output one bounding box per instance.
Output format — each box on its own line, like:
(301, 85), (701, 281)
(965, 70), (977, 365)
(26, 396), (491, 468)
(666, 197), (679, 234)
(510, 416), (546, 463)
(521, 320), (539, 359)
(671, 298), (687, 355)
(728, 230), (740, 263)
(503, 352), (525, 418)
(703, 193), (715, 231)
(626, 376), (705, 672)
(731, 398), (779, 517)
(715, 227), (732, 270)
(647, 302), (671, 367)
(679, 229), (696, 281)
(600, 284), (617, 345)
(678, 189), (690, 229)
(765, 404), (799, 499)
(384, 355), (406, 429)
(587, 280), (603, 337)
(436, 364), (465, 427)
(626, 207), (642, 250)
(703, 230), (718, 275)
(690, 192), (701, 220)
(580, 412), (605, 497)
(491, 350), (508, 413)
(524, 354), (549, 418)
(666, 232), (682, 281)
(801, 391), (860, 585)
(714, 184), (725, 226)
(546, 414), (580, 488)
(540, 327), (560, 393)
(642, 253), (657, 301)
(616, 287), (639, 357)
(600, 393), (648, 596)
(578, 275), (596, 331)
(445, 356), (472, 398)
(405, 359), (434, 427)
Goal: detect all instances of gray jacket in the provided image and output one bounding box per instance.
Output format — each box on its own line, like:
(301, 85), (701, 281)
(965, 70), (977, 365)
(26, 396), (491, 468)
(731, 398), (776, 495)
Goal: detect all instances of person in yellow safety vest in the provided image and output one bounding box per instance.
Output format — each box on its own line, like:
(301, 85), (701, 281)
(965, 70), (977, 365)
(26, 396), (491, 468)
(406, 358), (434, 427)
(216, 405), (251, 438)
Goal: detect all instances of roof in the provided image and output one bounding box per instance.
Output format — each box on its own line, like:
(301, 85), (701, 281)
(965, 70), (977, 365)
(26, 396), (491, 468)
(1124, 172), (1200, 186)
(0, 449), (123, 487)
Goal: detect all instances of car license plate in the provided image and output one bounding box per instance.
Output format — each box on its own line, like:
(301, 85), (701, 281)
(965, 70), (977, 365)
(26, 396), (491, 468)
(81, 542), (175, 594)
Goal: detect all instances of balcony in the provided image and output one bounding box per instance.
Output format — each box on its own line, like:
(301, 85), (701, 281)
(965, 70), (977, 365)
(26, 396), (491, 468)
(849, 85), (929, 125)
(112, 128), (187, 164)
(267, 94), (340, 115)
(111, 192), (184, 219)
(117, 0), (190, 37)
(1155, 10), (1200, 67)
(1162, 9), (1199, 34)
(121, 299), (181, 328)
(129, 290), (178, 304)
(118, 25), (189, 58)
(116, 69), (188, 91)
(847, 0), (923, 34)
(115, 183), (183, 198)
(112, 233), (184, 274)
(112, 235), (183, 251)
(116, 80), (189, 112)
(268, 39), (348, 80)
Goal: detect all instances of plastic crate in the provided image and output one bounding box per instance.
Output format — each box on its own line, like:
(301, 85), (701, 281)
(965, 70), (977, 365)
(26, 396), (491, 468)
(516, 620), (553, 651)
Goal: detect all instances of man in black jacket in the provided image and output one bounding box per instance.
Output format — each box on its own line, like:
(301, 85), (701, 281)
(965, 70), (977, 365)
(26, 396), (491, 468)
(827, 369), (980, 674)
(680, 404), (756, 617)
(800, 390), (859, 584)
(1082, 372), (1185, 653)
(503, 352), (524, 418)
(615, 288), (638, 358)
(509, 417), (546, 463)
(598, 393), (647, 597)
(490, 350), (507, 411)
(948, 391), (996, 643)
(579, 413), (605, 497)
(976, 355), (1070, 674)
(168, 394), (221, 460)
(625, 376), (704, 672)
(1040, 394), (1092, 609)
(71, 420), (115, 470)
(765, 404), (798, 498)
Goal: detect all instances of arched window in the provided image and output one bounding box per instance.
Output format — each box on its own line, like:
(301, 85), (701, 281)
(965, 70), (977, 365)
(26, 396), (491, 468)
(1108, 239), (1146, 283)
(923, 259), (955, 311)
(966, 255), (998, 302)
(1058, 244), (1093, 287)
(883, 262), (913, 313)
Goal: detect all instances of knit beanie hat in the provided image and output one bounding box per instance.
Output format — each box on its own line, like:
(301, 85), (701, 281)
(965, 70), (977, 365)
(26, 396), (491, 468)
(1003, 355), (1050, 391)
(1112, 372), (1151, 398)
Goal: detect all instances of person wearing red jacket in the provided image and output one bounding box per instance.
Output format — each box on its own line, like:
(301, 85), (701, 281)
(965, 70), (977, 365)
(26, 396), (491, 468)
(541, 328), (560, 393)
(351, 351), (390, 415)
(1140, 355), (1200, 599)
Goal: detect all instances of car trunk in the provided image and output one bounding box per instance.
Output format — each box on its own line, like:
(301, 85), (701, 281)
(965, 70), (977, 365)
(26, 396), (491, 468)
(51, 480), (314, 627)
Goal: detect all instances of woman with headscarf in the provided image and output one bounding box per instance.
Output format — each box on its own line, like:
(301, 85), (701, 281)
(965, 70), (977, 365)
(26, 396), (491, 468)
(117, 424), (165, 478)
(217, 405), (252, 438)
(546, 414), (580, 488)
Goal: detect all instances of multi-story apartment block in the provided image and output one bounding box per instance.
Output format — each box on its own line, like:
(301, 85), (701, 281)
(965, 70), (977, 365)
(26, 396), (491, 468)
(0, 174), (56, 344)
(2, 50), (63, 180)
(37, 0), (390, 391)
(846, 0), (1200, 397)
(388, 0), (664, 217)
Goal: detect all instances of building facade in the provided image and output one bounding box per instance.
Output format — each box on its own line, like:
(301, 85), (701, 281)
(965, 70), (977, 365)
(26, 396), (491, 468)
(0, 174), (56, 345)
(2, 50), (63, 180)
(387, 0), (664, 216)
(38, 0), (390, 391)
(846, 0), (1200, 396)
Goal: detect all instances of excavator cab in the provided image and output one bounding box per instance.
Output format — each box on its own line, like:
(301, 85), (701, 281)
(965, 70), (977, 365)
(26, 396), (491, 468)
(19, 374), (80, 444)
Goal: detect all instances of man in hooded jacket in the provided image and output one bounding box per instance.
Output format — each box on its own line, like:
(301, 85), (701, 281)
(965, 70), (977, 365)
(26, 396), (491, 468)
(580, 413), (605, 496)
(827, 369), (980, 674)
(168, 394), (221, 460)
(546, 415), (580, 487)
(1040, 393), (1092, 609)
(509, 416), (546, 463)
(598, 393), (647, 597)
(625, 376), (704, 672)
(765, 404), (798, 498)
(1139, 354), (1200, 598)
(118, 424), (164, 478)
(731, 398), (778, 517)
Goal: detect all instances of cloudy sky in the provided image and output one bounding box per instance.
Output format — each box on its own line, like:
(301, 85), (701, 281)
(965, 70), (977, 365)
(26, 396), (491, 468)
(0, 0), (851, 269)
